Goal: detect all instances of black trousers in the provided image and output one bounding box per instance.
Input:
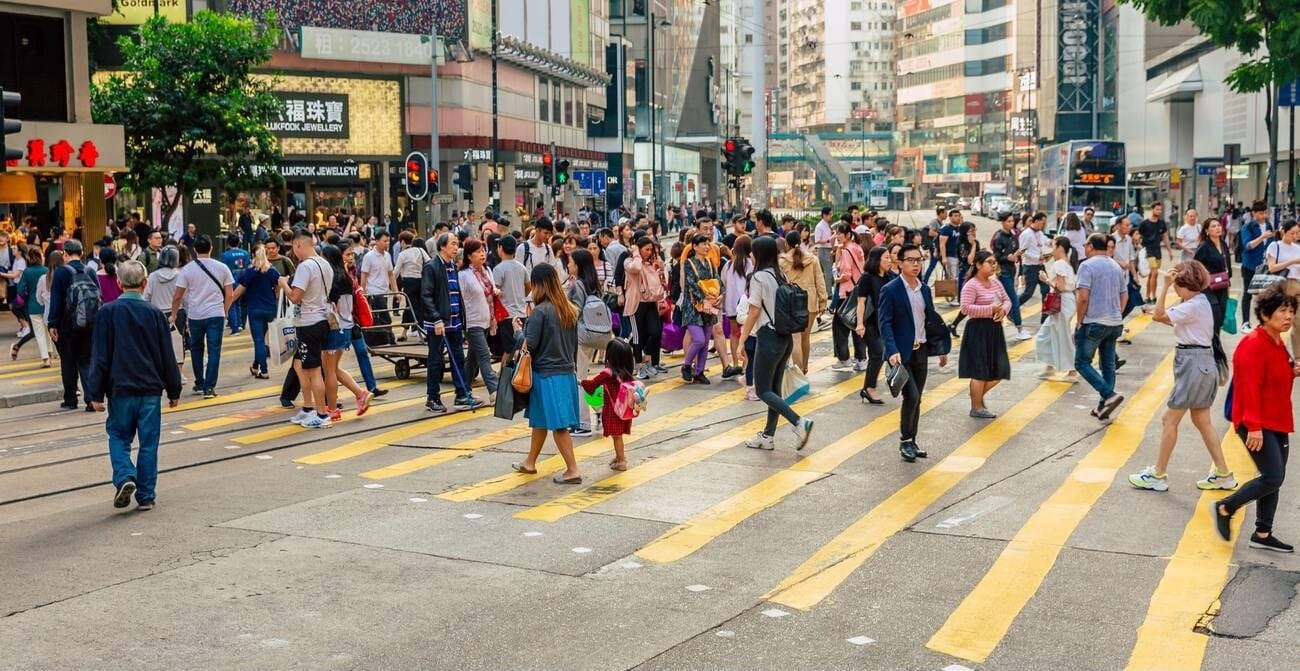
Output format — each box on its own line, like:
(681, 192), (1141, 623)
(1019, 264), (1050, 323)
(1221, 426), (1290, 534)
(1240, 266), (1256, 324)
(899, 350), (930, 443)
(631, 303), (663, 365)
(861, 325), (885, 390)
(832, 313), (866, 361)
(280, 368), (300, 405)
(57, 330), (93, 407)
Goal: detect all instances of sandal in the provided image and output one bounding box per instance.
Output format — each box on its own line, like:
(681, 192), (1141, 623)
(609, 460), (628, 472)
(552, 473), (583, 485)
(9, 344), (17, 361)
(511, 462), (537, 475)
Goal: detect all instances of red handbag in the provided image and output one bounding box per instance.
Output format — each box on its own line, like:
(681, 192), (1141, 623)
(1208, 271), (1231, 291)
(492, 294), (510, 323)
(1043, 291), (1062, 316)
(352, 285), (374, 327)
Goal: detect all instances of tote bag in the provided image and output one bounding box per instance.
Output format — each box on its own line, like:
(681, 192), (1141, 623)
(270, 296), (298, 367)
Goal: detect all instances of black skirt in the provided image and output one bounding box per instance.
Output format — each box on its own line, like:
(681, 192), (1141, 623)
(958, 318), (1011, 381)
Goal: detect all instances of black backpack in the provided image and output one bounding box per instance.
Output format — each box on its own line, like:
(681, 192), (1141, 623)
(67, 265), (103, 333)
(761, 269), (808, 336)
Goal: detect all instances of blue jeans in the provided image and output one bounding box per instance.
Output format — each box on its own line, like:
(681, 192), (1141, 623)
(349, 327), (378, 391)
(1074, 323), (1123, 401)
(997, 272), (1023, 327)
(227, 297), (245, 333)
(247, 309), (274, 374)
(188, 316), (225, 391)
(106, 394), (162, 504)
(923, 255), (941, 284)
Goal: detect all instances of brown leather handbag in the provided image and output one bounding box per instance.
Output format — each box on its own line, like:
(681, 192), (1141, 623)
(511, 342), (533, 393)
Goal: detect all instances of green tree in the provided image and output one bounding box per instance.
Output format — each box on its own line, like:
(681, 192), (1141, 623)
(1120, 0), (1300, 206)
(91, 10), (283, 222)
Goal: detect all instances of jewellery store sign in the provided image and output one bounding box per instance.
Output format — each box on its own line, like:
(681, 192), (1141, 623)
(269, 92), (349, 139)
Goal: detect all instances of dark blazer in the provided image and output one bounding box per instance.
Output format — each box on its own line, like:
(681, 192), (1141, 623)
(877, 276), (950, 364)
(87, 294), (183, 402)
(419, 256), (452, 327)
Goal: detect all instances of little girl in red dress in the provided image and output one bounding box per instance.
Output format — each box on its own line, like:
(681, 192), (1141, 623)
(580, 339), (636, 471)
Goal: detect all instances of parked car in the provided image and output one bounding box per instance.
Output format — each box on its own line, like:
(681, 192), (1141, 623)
(957, 197), (972, 210)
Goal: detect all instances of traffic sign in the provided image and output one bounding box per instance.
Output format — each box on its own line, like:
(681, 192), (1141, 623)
(572, 169), (607, 197)
(1281, 80), (1300, 107)
(104, 173), (117, 200)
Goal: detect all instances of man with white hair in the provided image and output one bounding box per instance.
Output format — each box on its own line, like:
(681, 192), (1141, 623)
(88, 259), (182, 511)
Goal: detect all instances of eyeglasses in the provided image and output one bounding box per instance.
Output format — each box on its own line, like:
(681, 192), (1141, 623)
(901, 256), (923, 264)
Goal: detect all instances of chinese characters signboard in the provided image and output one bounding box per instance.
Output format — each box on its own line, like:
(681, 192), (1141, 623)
(269, 92), (349, 139)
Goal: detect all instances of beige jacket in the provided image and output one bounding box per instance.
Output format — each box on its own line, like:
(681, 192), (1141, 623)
(779, 250), (829, 315)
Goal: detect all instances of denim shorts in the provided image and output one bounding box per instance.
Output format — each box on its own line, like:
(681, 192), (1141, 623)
(324, 328), (351, 352)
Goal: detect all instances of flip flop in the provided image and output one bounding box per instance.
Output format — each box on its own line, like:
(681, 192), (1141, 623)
(609, 460), (628, 471)
(552, 473), (583, 485)
(511, 463), (537, 475)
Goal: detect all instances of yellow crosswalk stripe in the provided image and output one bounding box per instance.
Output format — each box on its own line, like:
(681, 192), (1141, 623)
(232, 395), (430, 444)
(357, 424), (534, 477)
(0, 365), (58, 380)
(514, 362), (858, 522)
(765, 379), (1072, 610)
(634, 338), (1036, 565)
(1124, 432), (1254, 671)
(0, 359), (47, 373)
(925, 349), (1177, 664)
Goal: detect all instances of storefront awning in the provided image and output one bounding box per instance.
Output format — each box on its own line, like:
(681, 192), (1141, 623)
(1147, 64), (1203, 103)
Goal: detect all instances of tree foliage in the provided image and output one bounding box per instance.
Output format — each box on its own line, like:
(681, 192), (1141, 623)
(91, 10), (284, 219)
(1121, 0), (1300, 94)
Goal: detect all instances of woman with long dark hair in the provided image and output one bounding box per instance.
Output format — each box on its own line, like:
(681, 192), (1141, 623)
(568, 247), (604, 435)
(958, 249), (1012, 418)
(854, 245), (895, 404)
(949, 221), (982, 336)
(737, 235), (815, 451)
(1062, 212), (1087, 260)
(319, 245), (372, 420)
(513, 263), (584, 483)
(1193, 216), (1232, 333)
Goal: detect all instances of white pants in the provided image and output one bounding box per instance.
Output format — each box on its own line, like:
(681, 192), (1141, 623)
(29, 315), (52, 361)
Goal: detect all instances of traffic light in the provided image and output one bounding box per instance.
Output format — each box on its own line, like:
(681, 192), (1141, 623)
(2, 89), (21, 170)
(556, 159), (570, 186)
(428, 167), (440, 195)
(404, 151), (428, 201)
(453, 163), (472, 192)
(722, 138), (737, 176)
(737, 138), (756, 175)
(542, 152), (553, 186)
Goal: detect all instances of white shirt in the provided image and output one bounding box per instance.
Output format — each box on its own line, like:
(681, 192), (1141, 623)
(904, 277), (926, 346)
(1018, 228), (1048, 264)
(1047, 258), (1077, 292)
(394, 246), (429, 279)
(1267, 241), (1300, 279)
(1176, 224), (1200, 255)
(1111, 232), (1136, 268)
(291, 256), (334, 327)
(813, 219), (834, 248)
(522, 239), (566, 278)
(175, 257), (233, 320)
(360, 248), (394, 295)
(1166, 293), (1215, 347)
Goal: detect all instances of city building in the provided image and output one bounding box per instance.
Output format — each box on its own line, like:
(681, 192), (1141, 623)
(0, 0), (127, 243)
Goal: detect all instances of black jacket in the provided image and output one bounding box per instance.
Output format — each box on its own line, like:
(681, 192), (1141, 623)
(87, 294), (183, 401)
(419, 256), (451, 327)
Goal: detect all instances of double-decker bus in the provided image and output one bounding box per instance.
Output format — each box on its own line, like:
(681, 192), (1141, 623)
(1038, 140), (1127, 231)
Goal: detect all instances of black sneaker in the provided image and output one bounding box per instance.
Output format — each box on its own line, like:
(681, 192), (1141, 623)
(202, 389), (218, 400)
(1115, 358), (1127, 370)
(279, 398), (296, 409)
(59, 401), (79, 410)
(569, 427), (594, 438)
(948, 324), (961, 339)
(371, 388), (389, 398)
(681, 365), (693, 382)
(1209, 500), (1233, 541)
(1249, 533), (1294, 553)
(693, 373), (711, 385)
(454, 396), (482, 409)
(426, 399), (448, 413)
(113, 480), (137, 509)
(721, 365), (743, 380)
(191, 384), (203, 396)
(899, 441), (918, 463)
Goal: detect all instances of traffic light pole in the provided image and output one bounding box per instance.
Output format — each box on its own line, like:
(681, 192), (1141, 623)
(429, 28), (441, 234)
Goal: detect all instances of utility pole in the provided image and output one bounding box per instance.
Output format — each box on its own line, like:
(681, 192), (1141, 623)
(490, 0), (500, 215)
(649, 12), (658, 215)
(429, 27), (441, 230)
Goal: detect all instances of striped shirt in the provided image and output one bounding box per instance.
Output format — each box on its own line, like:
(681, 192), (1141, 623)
(442, 257), (463, 331)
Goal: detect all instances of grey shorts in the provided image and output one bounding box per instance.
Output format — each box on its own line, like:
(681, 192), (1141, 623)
(1167, 346), (1217, 409)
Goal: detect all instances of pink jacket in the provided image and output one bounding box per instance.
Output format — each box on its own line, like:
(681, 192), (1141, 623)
(835, 243), (865, 298)
(622, 255), (666, 316)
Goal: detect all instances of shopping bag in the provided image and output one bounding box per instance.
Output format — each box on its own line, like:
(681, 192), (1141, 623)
(933, 266), (959, 299)
(169, 323), (185, 365)
(270, 298), (297, 367)
(661, 322), (684, 352)
(495, 357), (528, 419)
(1222, 296), (1239, 335)
(781, 364), (810, 404)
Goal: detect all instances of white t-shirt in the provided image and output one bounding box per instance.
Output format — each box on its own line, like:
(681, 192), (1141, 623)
(291, 256), (334, 327)
(1177, 224), (1200, 255)
(1166, 292), (1215, 347)
(1019, 228), (1048, 264)
(360, 248), (393, 295)
(1047, 258), (1077, 291)
(176, 257), (234, 320)
(749, 269), (780, 331)
(1267, 241), (1300, 279)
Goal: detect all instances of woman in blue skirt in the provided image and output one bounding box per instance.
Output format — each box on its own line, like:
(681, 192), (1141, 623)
(513, 263), (584, 484)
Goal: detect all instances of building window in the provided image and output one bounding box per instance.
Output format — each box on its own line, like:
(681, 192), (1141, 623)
(964, 23), (1009, 45)
(553, 83), (562, 124)
(851, 21), (862, 30)
(539, 77), (549, 122)
(851, 82), (862, 90)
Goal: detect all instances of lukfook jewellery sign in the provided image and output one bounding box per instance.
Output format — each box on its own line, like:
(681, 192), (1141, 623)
(268, 92), (350, 139)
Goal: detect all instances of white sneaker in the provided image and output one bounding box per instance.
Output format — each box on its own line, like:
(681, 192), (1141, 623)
(1128, 466), (1169, 492)
(289, 409), (311, 425)
(1197, 470), (1238, 491)
(854, 359), (868, 372)
(1015, 328), (1033, 341)
(301, 414), (333, 429)
(791, 418), (815, 451)
(1241, 322), (1253, 332)
(1038, 367), (1056, 380)
(744, 432), (775, 450)
(16, 326), (30, 339)
(636, 364), (654, 380)
(830, 360), (855, 372)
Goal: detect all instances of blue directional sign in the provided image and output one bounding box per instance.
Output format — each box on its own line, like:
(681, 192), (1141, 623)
(573, 169), (607, 196)
(1282, 80), (1300, 107)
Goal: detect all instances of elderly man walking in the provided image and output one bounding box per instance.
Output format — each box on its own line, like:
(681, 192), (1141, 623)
(88, 260), (183, 511)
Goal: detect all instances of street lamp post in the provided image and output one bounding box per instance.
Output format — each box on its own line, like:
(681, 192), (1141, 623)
(650, 14), (672, 217)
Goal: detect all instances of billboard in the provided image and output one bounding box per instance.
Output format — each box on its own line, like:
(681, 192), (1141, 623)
(229, 0), (475, 49)
(100, 0), (186, 25)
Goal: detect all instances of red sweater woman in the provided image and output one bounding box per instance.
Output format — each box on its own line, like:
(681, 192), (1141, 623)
(1213, 284), (1299, 551)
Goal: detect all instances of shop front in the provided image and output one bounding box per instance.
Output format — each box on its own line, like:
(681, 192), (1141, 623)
(1, 120), (126, 243)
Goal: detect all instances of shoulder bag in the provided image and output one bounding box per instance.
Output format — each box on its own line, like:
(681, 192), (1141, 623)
(512, 341), (533, 393)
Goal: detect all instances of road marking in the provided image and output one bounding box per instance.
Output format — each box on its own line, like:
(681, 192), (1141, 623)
(234, 395), (429, 444)
(764, 380), (1071, 611)
(634, 339), (1035, 565)
(514, 362), (855, 522)
(0, 366), (62, 381)
(925, 350), (1176, 663)
(1124, 431), (1254, 671)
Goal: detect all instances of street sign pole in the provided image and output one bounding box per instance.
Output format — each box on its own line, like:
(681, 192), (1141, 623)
(429, 28), (441, 233)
